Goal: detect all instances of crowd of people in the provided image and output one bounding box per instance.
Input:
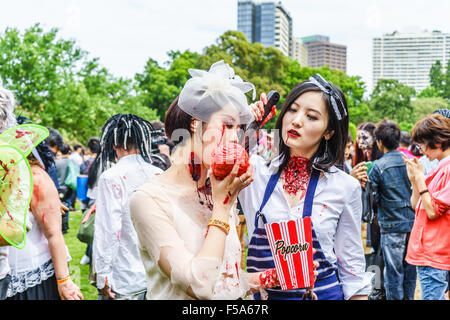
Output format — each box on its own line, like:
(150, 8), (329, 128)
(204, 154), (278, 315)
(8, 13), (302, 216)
(0, 60), (449, 301)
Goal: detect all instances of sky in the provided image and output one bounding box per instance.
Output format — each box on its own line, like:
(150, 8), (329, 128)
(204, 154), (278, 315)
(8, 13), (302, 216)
(0, 0), (449, 93)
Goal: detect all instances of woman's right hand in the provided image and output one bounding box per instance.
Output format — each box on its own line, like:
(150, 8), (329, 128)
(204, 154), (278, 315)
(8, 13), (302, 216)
(58, 278), (84, 300)
(209, 163), (254, 213)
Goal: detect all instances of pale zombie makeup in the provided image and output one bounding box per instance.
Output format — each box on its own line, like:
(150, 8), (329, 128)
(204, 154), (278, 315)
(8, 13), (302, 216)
(357, 130), (374, 150)
(201, 109), (241, 168)
(281, 91), (330, 158)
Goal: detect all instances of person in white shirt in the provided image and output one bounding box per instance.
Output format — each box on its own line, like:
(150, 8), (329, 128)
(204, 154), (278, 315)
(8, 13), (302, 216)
(240, 74), (373, 300)
(92, 114), (162, 300)
(68, 144), (84, 169)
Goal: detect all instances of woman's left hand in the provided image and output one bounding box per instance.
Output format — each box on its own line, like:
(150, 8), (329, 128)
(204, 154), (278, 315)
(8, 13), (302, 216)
(404, 156), (424, 184)
(58, 278), (84, 300)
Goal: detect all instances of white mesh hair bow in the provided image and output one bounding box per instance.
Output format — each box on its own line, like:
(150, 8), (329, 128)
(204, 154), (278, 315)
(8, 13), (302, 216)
(178, 60), (256, 125)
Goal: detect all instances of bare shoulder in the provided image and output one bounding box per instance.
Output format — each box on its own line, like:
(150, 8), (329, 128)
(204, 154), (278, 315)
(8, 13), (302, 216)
(31, 165), (57, 193)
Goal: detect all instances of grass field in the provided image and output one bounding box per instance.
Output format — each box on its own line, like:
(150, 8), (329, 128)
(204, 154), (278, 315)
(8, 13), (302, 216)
(63, 209), (98, 300)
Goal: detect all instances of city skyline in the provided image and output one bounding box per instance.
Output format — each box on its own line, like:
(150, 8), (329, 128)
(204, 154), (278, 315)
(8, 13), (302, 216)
(0, 0), (449, 94)
(373, 30), (450, 93)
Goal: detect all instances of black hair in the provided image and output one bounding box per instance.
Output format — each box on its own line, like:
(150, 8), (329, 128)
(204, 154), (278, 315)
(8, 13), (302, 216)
(87, 137), (100, 155)
(374, 120), (401, 151)
(274, 80), (349, 173)
(399, 131), (412, 147)
(164, 96), (194, 147)
(87, 114), (155, 188)
(16, 116), (56, 171)
(73, 144), (82, 151)
(60, 143), (71, 155)
(46, 127), (64, 151)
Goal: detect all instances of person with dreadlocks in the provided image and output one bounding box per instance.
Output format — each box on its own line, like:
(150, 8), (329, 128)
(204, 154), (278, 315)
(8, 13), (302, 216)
(92, 114), (162, 300)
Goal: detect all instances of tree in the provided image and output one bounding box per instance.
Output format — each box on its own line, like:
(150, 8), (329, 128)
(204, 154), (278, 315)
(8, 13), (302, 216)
(428, 60), (450, 100)
(134, 58), (180, 119)
(418, 86), (441, 98)
(194, 31), (369, 127)
(412, 97), (449, 121)
(429, 60), (444, 93)
(444, 59), (450, 100)
(0, 24), (85, 117)
(369, 79), (416, 124)
(0, 24), (159, 143)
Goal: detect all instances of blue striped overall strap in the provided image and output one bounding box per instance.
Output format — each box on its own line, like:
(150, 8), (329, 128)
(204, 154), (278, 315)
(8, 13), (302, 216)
(246, 168), (343, 300)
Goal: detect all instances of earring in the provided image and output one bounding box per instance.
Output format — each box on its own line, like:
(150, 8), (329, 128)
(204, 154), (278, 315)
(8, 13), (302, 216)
(323, 139), (329, 156)
(189, 152), (201, 182)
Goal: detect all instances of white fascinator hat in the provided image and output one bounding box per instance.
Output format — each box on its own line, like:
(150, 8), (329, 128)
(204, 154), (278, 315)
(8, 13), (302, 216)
(178, 60), (256, 125)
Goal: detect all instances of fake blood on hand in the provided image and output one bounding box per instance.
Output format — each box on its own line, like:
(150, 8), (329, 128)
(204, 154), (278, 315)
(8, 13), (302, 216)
(211, 143), (249, 181)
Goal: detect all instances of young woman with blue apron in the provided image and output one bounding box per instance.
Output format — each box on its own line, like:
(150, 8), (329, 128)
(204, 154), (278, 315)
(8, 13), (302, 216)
(246, 167), (344, 300)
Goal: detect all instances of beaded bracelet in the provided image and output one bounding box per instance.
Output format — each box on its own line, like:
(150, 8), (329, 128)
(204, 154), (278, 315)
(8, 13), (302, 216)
(207, 218), (230, 235)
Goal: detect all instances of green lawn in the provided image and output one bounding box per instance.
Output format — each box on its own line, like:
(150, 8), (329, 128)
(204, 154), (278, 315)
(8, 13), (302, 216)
(63, 209), (98, 300)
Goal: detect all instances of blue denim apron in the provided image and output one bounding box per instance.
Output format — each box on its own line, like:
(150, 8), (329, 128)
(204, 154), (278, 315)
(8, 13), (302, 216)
(246, 168), (344, 300)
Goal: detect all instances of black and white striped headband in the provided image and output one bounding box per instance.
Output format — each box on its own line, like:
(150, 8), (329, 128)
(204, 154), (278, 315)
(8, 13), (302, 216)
(306, 74), (347, 121)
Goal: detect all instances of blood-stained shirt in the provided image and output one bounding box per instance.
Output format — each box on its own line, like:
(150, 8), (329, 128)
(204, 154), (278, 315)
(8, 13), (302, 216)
(93, 154), (162, 295)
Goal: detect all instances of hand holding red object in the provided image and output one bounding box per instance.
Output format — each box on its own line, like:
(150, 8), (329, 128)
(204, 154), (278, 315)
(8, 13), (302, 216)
(81, 203), (96, 224)
(211, 143), (249, 180)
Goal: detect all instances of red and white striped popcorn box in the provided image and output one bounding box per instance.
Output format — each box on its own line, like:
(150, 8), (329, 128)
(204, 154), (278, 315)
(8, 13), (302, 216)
(264, 217), (315, 290)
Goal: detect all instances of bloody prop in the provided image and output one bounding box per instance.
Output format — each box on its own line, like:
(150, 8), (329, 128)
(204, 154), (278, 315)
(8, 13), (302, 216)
(211, 143), (249, 181)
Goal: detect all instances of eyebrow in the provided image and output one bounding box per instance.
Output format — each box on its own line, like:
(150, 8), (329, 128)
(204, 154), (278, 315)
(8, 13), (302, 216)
(222, 115), (237, 123)
(292, 102), (322, 116)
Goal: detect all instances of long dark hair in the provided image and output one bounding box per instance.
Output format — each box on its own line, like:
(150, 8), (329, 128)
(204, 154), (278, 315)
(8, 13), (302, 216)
(274, 80), (349, 173)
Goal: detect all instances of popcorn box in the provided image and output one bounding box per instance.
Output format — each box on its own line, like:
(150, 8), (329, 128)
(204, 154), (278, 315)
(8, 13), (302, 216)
(264, 217), (315, 290)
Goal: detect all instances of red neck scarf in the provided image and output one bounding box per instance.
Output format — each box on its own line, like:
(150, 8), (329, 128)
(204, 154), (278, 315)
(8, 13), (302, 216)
(281, 156), (311, 197)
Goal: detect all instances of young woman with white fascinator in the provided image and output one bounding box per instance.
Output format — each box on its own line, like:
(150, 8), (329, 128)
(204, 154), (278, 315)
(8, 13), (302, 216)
(130, 61), (318, 300)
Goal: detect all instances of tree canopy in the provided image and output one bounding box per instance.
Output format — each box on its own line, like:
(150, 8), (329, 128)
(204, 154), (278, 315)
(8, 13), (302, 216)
(1, 25), (447, 144)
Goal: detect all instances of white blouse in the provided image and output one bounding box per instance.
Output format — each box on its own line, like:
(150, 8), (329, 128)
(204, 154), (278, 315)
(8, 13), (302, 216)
(93, 154), (162, 295)
(130, 176), (252, 300)
(238, 155), (373, 299)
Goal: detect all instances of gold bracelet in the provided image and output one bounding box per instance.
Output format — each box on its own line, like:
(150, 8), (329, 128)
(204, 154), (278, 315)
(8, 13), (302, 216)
(56, 275), (71, 286)
(207, 218), (230, 235)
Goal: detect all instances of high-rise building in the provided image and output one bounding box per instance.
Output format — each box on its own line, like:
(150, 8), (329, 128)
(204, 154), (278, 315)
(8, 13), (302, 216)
(293, 38), (308, 67)
(237, 0), (293, 58)
(373, 30), (450, 93)
(302, 35), (347, 72)
(237, 1), (255, 44)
